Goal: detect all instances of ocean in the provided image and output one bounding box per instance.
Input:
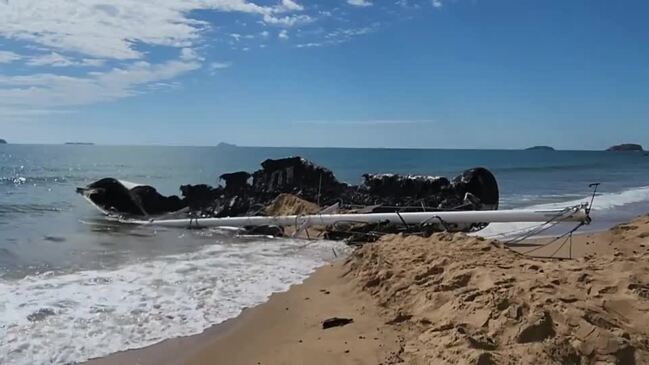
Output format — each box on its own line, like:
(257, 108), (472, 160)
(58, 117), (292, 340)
(2, 144), (649, 364)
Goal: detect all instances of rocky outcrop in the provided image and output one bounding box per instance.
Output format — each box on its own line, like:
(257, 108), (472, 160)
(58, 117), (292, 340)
(0, 138), (7, 144)
(525, 146), (554, 151)
(606, 143), (644, 152)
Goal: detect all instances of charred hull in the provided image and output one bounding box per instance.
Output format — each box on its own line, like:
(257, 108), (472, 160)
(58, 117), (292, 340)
(76, 178), (185, 216)
(77, 157), (500, 238)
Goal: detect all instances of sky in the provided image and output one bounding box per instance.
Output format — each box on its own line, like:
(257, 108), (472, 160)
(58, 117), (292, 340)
(0, 0), (648, 149)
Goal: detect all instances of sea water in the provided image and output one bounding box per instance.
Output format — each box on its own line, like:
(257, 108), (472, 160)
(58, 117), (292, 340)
(1, 144), (649, 364)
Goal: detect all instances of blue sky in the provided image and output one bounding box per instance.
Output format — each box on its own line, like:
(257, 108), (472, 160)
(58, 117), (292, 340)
(0, 0), (648, 149)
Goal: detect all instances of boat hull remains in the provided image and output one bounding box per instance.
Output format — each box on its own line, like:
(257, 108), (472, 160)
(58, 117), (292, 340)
(75, 156), (593, 242)
(77, 156), (499, 221)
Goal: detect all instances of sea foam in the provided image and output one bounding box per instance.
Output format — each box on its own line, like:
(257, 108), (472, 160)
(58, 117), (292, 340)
(0, 238), (349, 365)
(476, 185), (649, 239)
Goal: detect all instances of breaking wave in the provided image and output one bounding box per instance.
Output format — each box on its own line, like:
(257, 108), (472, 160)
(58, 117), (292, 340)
(477, 185), (649, 239)
(0, 238), (349, 365)
(0, 175), (71, 186)
(492, 162), (607, 173)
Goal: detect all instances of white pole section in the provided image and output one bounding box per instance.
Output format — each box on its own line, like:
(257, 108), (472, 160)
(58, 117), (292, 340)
(124, 205), (589, 228)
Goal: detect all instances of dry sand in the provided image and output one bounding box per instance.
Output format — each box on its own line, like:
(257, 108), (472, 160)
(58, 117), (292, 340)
(88, 214), (649, 365)
(264, 193), (321, 217)
(346, 229), (649, 364)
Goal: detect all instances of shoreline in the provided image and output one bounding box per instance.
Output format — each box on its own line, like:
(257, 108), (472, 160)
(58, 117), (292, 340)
(86, 216), (649, 364)
(86, 261), (402, 365)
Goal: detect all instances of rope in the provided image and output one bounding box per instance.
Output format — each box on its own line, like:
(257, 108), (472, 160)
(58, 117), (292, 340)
(519, 221), (585, 258)
(418, 214), (451, 231)
(501, 206), (581, 245)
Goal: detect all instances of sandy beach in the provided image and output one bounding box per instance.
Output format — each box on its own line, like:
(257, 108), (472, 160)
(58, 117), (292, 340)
(85, 213), (649, 365)
(86, 261), (403, 365)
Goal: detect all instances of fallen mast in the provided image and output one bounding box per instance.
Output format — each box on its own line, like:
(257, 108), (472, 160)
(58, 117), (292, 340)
(124, 205), (591, 229)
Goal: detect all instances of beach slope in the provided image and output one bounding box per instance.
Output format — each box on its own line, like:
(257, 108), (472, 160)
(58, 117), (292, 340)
(89, 215), (649, 365)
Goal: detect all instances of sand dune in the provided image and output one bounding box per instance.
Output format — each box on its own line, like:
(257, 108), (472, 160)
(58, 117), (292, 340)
(344, 224), (649, 364)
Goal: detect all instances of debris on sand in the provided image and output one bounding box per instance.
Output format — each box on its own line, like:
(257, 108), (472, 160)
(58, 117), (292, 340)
(322, 317), (354, 329)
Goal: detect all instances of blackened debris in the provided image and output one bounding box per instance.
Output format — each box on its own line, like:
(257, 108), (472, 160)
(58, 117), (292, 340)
(180, 184), (222, 212)
(362, 174), (450, 198)
(452, 167), (499, 209)
(78, 156), (499, 241)
(78, 178), (185, 216)
(322, 317), (354, 329)
(220, 171), (251, 194)
(244, 225), (285, 237)
(252, 157), (346, 203)
(130, 185), (185, 215)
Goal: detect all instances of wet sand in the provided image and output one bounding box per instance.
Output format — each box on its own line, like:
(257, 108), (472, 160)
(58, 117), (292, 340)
(86, 262), (402, 365)
(87, 214), (649, 365)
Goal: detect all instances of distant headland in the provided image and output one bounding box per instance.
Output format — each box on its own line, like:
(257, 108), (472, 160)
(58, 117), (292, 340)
(217, 142), (238, 148)
(525, 146), (555, 151)
(0, 138), (7, 144)
(65, 142), (95, 145)
(606, 144), (644, 152)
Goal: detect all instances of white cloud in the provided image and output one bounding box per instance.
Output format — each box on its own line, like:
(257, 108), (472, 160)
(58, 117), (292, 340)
(347, 0), (373, 7)
(0, 1), (312, 112)
(0, 54), (200, 108)
(0, 108), (74, 117)
(396, 0), (444, 8)
(262, 13), (313, 26)
(294, 120), (433, 126)
(0, 50), (21, 63)
(296, 24), (377, 48)
(80, 59), (106, 67)
(179, 48), (203, 62)
(0, 0), (308, 60)
(0, 0), (445, 115)
(26, 52), (105, 67)
(296, 42), (322, 48)
(280, 0), (304, 11)
(210, 62), (232, 70)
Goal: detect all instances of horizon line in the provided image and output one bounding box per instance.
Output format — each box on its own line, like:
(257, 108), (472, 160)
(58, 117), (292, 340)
(0, 141), (640, 152)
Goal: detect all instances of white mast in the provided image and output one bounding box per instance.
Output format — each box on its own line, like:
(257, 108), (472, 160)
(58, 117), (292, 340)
(122, 204), (589, 229)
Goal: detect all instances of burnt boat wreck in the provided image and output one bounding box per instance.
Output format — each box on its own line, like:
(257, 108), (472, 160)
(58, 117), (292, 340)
(78, 156), (589, 243)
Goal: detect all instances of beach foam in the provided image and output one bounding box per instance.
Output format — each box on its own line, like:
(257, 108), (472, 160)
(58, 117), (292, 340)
(477, 185), (649, 239)
(0, 238), (349, 365)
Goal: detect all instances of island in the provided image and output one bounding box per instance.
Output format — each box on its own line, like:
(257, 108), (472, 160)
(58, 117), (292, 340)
(65, 142), (95, 145)
(525, 146), (555, 151)
(606, 144), (644, 152)
(217, 142), (238, 148)
(0, 138), (6, 144)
